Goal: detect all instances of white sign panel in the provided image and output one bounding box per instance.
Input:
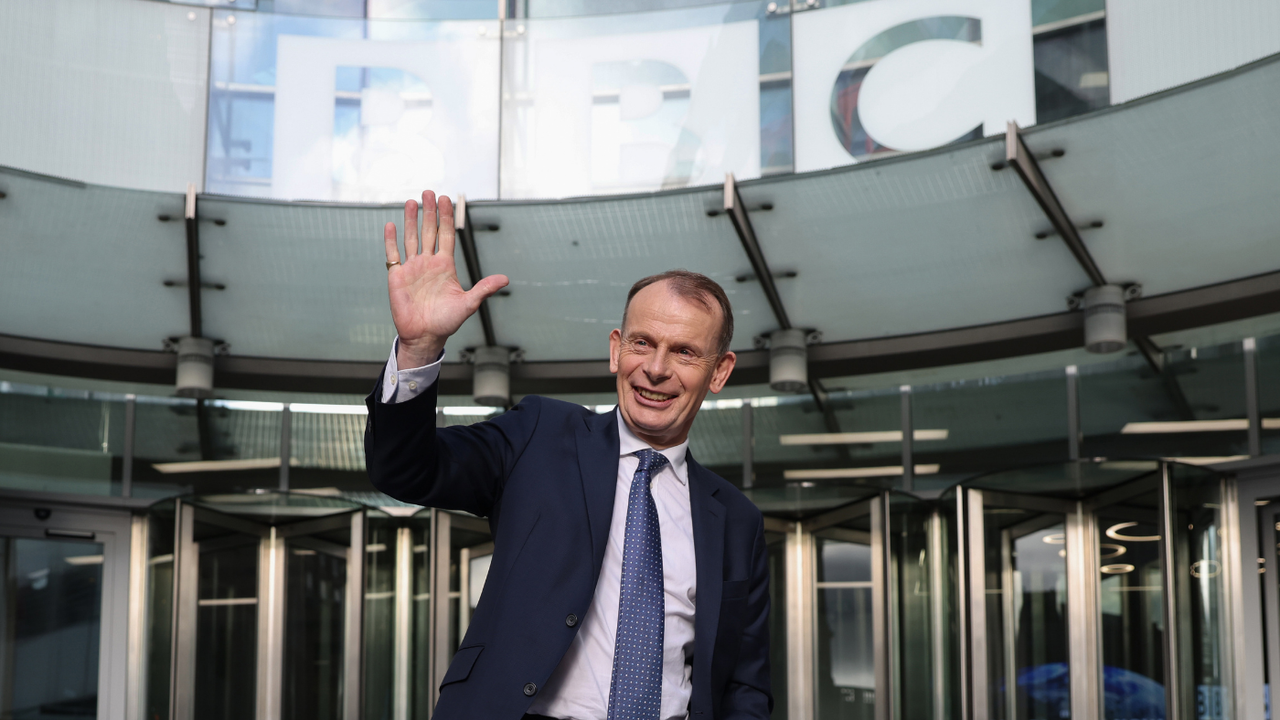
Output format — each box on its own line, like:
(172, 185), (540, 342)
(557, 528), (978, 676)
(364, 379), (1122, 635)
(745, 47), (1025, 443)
(501, 20), (760, 199)
(792, 0), (1035, 173)
(273, 27), (500, 203)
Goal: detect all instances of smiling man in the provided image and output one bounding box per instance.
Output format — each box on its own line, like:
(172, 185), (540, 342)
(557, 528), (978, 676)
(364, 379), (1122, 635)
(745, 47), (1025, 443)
(365, 191), (772, 720)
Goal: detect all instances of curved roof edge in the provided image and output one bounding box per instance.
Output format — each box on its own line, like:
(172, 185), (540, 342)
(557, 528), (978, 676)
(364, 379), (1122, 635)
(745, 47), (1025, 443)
(5, 267), (1278, 395)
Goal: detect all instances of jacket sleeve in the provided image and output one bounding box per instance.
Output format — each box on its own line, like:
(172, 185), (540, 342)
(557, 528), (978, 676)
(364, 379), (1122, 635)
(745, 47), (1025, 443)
(363, 372), (542, 518)
(721, 513), (774, 719)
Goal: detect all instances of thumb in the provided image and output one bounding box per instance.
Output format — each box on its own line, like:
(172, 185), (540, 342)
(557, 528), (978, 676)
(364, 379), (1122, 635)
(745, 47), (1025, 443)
(465, 274), (509, 308)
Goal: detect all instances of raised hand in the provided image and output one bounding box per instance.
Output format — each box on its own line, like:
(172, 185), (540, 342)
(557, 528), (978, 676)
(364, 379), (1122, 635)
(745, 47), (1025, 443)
(384, 191), (509, 369)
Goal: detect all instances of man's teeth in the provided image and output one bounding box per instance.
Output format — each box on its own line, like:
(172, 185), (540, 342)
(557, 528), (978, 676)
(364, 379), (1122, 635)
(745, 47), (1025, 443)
(637, 388), (675, 401)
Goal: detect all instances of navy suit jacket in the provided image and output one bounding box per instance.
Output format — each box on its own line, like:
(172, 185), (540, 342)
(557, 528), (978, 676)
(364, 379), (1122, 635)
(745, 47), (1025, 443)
(364, 378), (772, 719)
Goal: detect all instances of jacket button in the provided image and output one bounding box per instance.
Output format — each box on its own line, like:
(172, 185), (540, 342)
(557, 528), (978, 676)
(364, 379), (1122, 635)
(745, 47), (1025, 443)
(523, 682), (538, 696)
(565, 614), (578, 627)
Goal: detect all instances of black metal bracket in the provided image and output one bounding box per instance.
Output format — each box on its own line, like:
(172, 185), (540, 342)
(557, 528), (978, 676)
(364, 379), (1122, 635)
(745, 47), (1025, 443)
(724, 173), (790, 330)
(183, 185), (203, 339)
(455, 195), (499, 348)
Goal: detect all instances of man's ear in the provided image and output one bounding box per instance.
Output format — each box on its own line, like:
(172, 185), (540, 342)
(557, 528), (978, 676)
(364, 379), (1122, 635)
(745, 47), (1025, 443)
(708, 351), (736, 393)
(609, 328), (622, 374)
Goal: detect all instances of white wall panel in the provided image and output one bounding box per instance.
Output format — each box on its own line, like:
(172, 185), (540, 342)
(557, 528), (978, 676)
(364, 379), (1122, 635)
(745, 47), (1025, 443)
(1108, 0), (1280, 104)
(0, 0), (209, 192)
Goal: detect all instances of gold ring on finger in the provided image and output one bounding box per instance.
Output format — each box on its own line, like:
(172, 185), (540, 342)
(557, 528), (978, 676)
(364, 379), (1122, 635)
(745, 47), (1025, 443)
(386, 261), (401, 270)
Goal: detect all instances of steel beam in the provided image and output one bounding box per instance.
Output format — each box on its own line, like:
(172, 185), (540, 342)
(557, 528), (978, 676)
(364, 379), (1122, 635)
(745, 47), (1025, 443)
(1005, 122), (1107, 286)
(183, 184), (203, 338)
(455, 195), (498, 348)
(724, 173), (790, 329)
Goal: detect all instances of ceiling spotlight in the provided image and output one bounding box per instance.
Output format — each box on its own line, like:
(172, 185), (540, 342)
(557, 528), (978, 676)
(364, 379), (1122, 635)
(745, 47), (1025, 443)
(1082, 284), (1126, 353)
(175, 336), (214, 398)
(1099, 543), (1127, 559)
(1101, 564), (1135, 575)
(1042, 533), (1065, 545)
(470, 346), (512, 407)
(768, 328), (808, 393)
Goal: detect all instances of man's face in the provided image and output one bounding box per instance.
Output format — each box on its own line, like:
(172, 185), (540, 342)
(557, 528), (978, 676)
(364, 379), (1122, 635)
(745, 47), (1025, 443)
(610, 282), (736, 449)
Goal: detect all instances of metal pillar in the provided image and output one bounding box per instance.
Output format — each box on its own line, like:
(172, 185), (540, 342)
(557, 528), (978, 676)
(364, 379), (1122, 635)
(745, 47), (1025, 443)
(964, 489), (989, 720)
(900, 386), (913, 492)
(785, 521), (815, 720)
(171, 502), (199, 720)
(344, 512), (366, 720)
(871, 494), (892, 720)
(1156, 463), (1183, 720)
(430, 510), (453, 708)
(1066, 365), (1080, 460)
(1065, 502), (1101, 720)
(122, 394), (136, 497)
(394, 526), (413, 720)
(1245, 337), (1261, 456)
(742, 402), (754, 489)
(257, 526), (286, 720)
(279, 403), (292, 490)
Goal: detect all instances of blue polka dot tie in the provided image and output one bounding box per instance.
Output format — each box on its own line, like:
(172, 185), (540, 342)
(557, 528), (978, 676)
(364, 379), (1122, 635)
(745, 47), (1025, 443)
(607, 448), (669, 720)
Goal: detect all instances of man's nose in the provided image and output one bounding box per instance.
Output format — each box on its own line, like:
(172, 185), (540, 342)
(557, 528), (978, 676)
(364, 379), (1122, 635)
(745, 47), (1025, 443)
(643, 348), (671, 380)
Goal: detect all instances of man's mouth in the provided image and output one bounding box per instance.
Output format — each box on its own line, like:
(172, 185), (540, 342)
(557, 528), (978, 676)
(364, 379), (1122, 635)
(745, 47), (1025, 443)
(635, 387), (677, 402)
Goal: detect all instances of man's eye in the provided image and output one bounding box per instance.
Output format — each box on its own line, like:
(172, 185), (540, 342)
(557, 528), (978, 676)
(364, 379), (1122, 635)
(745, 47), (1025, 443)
(635, 340), (648, 347)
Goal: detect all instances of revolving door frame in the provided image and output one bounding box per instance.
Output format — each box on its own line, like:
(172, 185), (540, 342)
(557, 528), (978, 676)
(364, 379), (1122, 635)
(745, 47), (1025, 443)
(158, 498), (366, 720)
(955, 463), (1243, 720)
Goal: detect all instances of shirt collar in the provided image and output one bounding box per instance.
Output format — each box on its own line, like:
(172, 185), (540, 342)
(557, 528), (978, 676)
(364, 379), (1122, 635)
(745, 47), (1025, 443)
(615, 409), (688, 486)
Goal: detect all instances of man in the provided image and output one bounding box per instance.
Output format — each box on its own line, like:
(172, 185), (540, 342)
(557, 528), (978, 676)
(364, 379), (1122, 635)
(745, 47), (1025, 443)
(365, 191), (772, 720)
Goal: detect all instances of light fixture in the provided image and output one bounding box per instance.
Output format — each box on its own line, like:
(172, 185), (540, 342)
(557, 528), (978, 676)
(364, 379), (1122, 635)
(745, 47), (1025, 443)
(1105, 522), (1160, 542)
(65, 555), (105, 566)
(1099, 543), (1127, 559)
(1190, 560), (1221, 579)
(780, 429), (949, 445)
(1101, 564), (1135, 574)
(1042, 533), (1065, 545)
(768, 328), (808, 393)
(152, 458), (284, 474)
(175, 336), (215, 398)
(1120, 419), (1280, 433)
(1082, 284), (1127, 353)
(471, 346), (512, 407)
(783, 464), (940, 480)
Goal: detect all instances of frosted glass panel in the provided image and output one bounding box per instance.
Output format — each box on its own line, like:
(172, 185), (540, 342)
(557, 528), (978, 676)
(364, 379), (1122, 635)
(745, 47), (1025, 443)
(792, 0), (1036, 172)
(207, 12), (500, 203)
(197, 197), (486, 361)
(0, 0), (210, 192)
(0, 172), (190, 349)
(1107, 0), (1280, 104)
(500, 7), (761, 199)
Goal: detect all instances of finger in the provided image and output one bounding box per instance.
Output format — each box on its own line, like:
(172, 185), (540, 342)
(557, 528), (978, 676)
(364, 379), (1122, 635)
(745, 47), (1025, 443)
(421, 190), (438, 254)
(438, 195), (456, 259)
(465, 274), (509, 309)
(403, 200), (419, 257)
(383, 222), (400, 266)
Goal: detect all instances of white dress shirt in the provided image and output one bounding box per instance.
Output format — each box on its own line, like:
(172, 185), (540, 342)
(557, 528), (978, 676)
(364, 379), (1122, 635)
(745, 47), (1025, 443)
(381, 341), (698, 720)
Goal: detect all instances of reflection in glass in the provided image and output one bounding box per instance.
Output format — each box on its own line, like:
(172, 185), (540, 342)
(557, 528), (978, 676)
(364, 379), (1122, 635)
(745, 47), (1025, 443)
(0, 536), (105, 719)
(766, 531), (788, 719)
(364, 515), (398, 720)
(1169, 465), (1232, 720)
(0, 386), (126, 496)
(815, 533), (875, 719)
(146, 504), (177, 720)
(889, 495), (939, 720)
(412, 523), (432, 720)
(195, 531), (259, 720)
(1097, 493), (1167, 720)
(982, 508), (1070, 720)
(283, 539), (347, 720)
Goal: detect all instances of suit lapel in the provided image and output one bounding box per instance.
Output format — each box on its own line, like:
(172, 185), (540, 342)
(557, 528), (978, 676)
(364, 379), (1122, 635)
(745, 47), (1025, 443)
(687, 453), (725, 703)
(576, 409), (621, 576)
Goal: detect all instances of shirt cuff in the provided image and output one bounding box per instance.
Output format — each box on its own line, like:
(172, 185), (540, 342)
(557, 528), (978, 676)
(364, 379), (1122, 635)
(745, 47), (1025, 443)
(381, 338), (445, 404)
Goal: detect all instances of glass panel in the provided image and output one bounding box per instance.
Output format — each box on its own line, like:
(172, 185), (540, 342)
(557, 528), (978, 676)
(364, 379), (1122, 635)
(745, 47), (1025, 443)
(205, 11), (500, 202)
(0, 384), (127, 496)
(815, 517), (875, 720)
(1080, 342), (1248, 462)
(1033, 16), (1109, 124)
(363, 513), (397, 720)
(1095, 482), (1166, 720)
(888, 494), (940, 720)
(194, 519), (259, 720)
(981, 505), (1070, 720)
(146, 502), (177, 720)
(450, 520), (491, 654)
(1169, 463), (1232, 720)
(290, 409), (374, 493)
(283, 535), (348, 720)
(766, 530), (788, 720)
(1258, 333), (1280, 456)
(134, 398), (202, 500)
(912, 369), (1069, 490)
(500, 5), (762, 199)
(0, 535), (105, 720)
(0, 0), (209, 192)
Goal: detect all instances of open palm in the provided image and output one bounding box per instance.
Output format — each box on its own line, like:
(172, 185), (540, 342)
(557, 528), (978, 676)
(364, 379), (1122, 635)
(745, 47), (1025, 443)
(383, 191), (508, 368)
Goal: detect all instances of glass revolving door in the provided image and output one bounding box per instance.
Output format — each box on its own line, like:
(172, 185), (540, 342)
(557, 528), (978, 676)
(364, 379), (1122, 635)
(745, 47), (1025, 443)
(955, 461), (1239, 720)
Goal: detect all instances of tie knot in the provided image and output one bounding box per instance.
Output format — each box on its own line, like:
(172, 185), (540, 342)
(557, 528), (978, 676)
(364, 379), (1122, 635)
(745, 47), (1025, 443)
(634, 448), (668, 481)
